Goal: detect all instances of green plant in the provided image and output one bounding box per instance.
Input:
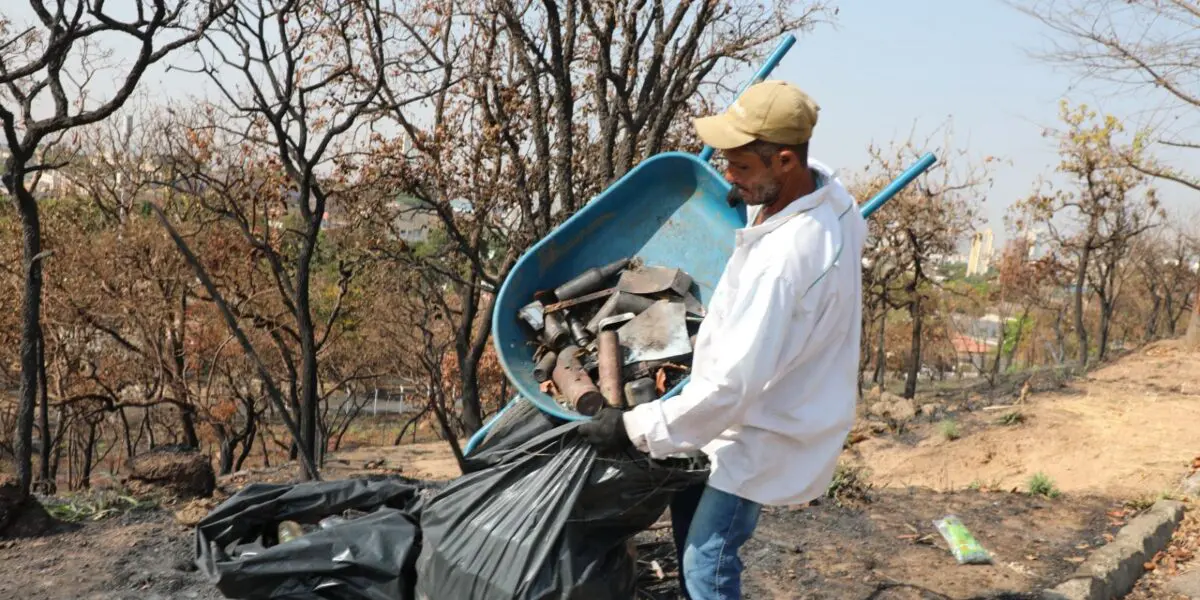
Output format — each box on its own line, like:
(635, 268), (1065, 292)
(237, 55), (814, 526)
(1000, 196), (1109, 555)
(1027, 472), (1061, 499)
(998, 411), (1025, 426)
(826, 463), (874, 507)
(939, 419), (960, 441)
(1125, 491), (1183, 511)
(42, 490), (156, 523)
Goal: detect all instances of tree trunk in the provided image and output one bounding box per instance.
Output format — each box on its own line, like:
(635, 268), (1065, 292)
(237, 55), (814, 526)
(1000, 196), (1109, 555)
(904, 294), (922, 399)
(873, 313), (887, 385)
(37, 331), (51, 490)
(234, 414), (256, 472)
(297, 312), (319, 473)
(118, 407), (135, 459)
(1073, 244), (1091, 368)
(259, 427), (271, 468)
(294, 213), (320, 475)
(12, 185), (44, 500)
(1144, 294), (1163, 342)
(990, 318), (1006, 381)
(1186, 277), (1200, 351)
(80, 422), (97, 490)
(49, 404), (67, 486)
(1098, 300), (1113, 361)
(429, 390), (465, 471)
(1165, 289), (1178, 336)
(179, 407), (199, 449)
(1051, 308), (1065, 364)
(1007, 307), (1030, 368)
(459, 364), (483, 434)
(218, 432), (235, 476)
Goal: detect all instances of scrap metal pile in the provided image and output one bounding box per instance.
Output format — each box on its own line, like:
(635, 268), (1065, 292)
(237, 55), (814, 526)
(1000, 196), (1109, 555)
(516, 257), (705, 415)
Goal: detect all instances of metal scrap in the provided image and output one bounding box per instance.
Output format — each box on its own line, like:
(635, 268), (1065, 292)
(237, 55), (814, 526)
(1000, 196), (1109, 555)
(552, 345), (606, 416)
(554, 258), (630, 301)
(624, 378), (655, 406)
(520, 258), (703, 413)
(616, 300), (692, 365)
(543, 288), (615, 314)
(586, 290), (656, 334)
(518, 301), (545, 331)
(616, 266), (692, 297)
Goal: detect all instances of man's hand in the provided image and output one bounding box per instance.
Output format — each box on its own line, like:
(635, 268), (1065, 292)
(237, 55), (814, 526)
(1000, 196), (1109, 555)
(577, 407), (631, 452)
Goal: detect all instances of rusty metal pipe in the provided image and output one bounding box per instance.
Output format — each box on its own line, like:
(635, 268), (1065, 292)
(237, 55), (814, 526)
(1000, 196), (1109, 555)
(596, 330), (624, 408)
(552, 346), (605, 416)
(567, 313), (592, 347)
(533, 351), (557, 382)
(554, 258), (630, 301)
(542, 311), (571, 350)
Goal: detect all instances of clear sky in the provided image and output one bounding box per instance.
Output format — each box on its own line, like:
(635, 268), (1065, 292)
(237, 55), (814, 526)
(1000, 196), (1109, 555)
(6, 1), (1195, 248)
(769, 0), (1195, 247)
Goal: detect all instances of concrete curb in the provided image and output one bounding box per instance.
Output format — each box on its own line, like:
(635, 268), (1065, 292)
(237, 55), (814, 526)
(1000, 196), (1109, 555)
(1042, 499), (1185, 600)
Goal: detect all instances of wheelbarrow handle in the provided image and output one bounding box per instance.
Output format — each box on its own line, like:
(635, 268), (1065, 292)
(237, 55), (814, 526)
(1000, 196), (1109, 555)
(698, 34), (797, 164)
(861, 152), (937, 218)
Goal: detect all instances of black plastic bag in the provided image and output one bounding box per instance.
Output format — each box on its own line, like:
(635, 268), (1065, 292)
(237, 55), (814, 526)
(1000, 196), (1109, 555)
(461, 396), (561, 474)
(416, 417), (709, 600)
(195, 475), (440, 600)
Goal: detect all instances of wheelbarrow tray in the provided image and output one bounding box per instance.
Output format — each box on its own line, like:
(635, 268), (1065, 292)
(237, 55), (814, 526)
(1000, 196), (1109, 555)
(491, 151), (741, 421)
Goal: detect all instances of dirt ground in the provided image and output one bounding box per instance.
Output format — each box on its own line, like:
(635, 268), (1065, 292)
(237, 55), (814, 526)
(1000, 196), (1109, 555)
(635, 488), (1131, 600)
(0, 340), (1196, 599)
(851, 340), (1200, 499)
(327, 441), (463, 480)
(0, 508), (221, 600)
(0, 484), (1132, 600)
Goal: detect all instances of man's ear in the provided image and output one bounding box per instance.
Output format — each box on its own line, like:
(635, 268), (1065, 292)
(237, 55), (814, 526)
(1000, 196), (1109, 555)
(776, 148), (800, 173)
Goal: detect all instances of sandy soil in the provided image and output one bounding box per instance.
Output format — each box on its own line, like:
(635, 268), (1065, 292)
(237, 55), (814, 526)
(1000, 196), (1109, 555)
(327, 441), (462, 480)
(850, 341), (1200, 499)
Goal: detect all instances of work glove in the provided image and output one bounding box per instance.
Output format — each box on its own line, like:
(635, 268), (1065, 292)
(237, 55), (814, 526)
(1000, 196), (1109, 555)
(577, 407), (631, 452)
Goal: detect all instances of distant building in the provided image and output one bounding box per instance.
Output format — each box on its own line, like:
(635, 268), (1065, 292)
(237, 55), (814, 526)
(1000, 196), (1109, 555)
(966, 228), (995, 276)
(1024, 228), (1049, 261)
(388, 194), (438, 243)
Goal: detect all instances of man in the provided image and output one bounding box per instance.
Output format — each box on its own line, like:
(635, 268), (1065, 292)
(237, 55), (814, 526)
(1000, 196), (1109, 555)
(578, 80), (868, 599)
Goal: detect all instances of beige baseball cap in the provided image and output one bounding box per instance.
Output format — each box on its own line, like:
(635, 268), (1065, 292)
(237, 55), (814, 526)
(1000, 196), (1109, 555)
(693, 80), (820, 149)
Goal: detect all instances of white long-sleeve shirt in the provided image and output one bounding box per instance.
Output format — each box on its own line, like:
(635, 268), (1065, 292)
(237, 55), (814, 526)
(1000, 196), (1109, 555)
(621, 159), (867, 507)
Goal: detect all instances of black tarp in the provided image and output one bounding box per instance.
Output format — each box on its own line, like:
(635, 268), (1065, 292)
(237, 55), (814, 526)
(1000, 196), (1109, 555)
(194, 476), (440, 600)
(415, 410), (709, 600)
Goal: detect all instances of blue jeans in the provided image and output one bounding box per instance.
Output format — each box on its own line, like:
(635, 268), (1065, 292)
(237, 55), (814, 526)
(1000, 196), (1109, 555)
(670, 483), (762, 600)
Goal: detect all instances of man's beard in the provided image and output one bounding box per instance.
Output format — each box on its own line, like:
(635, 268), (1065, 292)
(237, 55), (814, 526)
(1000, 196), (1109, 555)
(726, 179), (781, 207)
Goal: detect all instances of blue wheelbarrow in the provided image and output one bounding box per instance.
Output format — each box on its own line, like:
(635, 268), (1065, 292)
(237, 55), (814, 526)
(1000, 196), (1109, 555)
(466, 36), (937, 454)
